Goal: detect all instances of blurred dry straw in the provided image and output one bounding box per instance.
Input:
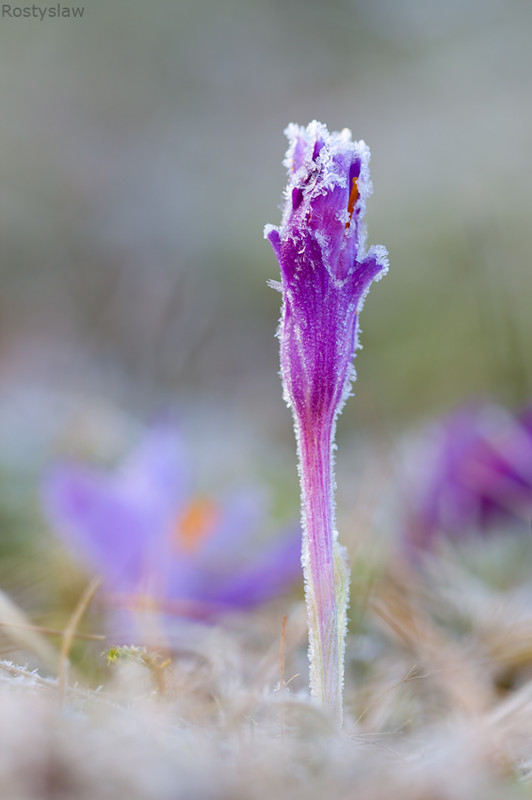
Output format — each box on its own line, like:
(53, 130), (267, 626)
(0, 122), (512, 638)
(3, 536), (532, 798)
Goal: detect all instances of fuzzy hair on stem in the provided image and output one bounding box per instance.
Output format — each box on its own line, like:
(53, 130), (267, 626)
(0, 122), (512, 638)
(265, 120), (388, 725)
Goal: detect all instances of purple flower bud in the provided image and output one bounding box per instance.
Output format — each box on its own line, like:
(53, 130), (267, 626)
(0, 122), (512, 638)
(265, 121), (388, 424)
(265, 121), (388, 724)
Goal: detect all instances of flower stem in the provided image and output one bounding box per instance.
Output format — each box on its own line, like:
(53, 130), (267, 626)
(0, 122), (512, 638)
(297, 416), (349, 726)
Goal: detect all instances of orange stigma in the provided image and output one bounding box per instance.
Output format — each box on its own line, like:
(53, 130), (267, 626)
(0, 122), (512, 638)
(345, 177), (359, 229)
(173, 497), (218, 552)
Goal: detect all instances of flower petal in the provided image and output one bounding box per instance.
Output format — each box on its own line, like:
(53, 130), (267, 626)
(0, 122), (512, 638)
(211, 528), (302, 609)
(43, 465), (157, 590)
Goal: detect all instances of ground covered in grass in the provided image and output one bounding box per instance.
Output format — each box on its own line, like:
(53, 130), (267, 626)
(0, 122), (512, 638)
(2, 535), (532, 800)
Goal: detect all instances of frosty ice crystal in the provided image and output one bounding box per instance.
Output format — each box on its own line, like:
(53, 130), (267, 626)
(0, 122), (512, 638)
(266, 120), (388, 724)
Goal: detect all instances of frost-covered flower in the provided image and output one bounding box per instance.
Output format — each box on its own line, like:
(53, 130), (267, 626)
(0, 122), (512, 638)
(43, 427), (301, 622)
(265, 122), (388, 428)
(265, 121), (388, 723)
(405, 402), (532, 551)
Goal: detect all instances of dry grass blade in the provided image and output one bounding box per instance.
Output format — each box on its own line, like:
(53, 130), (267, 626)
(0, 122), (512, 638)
(280, 614), (287, 690)
(0, 589), (58, 671)
(0, 621), (105, 642)
(372, 569), (494, 715)
(58, 577), (102, 704)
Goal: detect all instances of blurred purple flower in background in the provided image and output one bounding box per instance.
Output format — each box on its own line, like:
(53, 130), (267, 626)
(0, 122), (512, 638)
(405, 402), (532, 551)
(43, 426), (301, 622)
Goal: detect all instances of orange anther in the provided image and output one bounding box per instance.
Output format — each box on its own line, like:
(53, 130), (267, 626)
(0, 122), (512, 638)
(174, 498), (218, 552)
(345, 177), (359, 229)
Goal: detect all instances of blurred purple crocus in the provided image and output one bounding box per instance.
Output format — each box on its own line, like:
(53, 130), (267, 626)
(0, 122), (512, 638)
(405, 402), (532, 551)
(265, 121), (388, 723)
(43, 427), (301, 624)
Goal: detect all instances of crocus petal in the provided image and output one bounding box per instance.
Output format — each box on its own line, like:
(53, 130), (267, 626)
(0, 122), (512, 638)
(196, 487), (270, 559)
(160, 487), (272, 599)
(43, 426), (188, 594)
(44, 425), (303, 623)
(43, 465), (159, 589)
(118, 424), (190, 516)
(211, 528), (302, 609)
(166, 527), (302, 614)
(405, 402), (532, 551)
(165, 491), (301, 607)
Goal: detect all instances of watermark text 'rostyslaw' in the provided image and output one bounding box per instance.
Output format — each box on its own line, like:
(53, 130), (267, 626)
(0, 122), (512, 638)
(2, 5), (84, 19)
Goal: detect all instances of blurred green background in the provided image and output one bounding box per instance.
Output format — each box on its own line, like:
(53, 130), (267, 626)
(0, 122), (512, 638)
(1, 0), (530, 429)
(0, 0), (531, 646)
